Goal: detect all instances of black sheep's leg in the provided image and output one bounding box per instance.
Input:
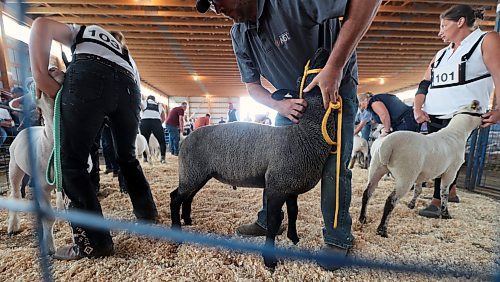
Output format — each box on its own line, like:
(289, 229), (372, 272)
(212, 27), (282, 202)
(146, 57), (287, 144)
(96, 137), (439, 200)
(285, 195), (299, 244)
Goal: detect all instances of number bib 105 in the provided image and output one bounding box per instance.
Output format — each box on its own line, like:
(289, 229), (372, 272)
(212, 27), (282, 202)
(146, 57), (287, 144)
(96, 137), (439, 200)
(432, 63), (459, 87)
(82, 27), (122, 53)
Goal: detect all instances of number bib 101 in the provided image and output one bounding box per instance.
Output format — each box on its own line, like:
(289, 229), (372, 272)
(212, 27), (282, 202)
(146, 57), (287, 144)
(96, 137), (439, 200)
(431, 63), (459, 87)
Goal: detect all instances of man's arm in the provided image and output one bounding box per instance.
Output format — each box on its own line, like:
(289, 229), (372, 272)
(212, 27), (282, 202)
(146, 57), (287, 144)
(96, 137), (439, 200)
(29, 18), (74, 98)
(304, 0), (381, 108)
(480, 32), (500, 127)
(160, 105), (166, 123)
(353, 120), (367, 135)
(178, 115), (184, 132)
(246, 81), (307, 124)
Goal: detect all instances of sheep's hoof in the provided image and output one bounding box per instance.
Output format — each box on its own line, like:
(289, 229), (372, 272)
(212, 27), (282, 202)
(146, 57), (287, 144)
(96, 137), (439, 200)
(171, 222), (182, 230)
(376, 228), (388, 238)
(183, 218), (192, 225)
(407, 202), (416, 209)
(7, 230), (21, 237)
(263, 256), (278, 270)
(288, 233), (300, 245)
(440, 213), (452, 219)
(359, 216), (367, 225)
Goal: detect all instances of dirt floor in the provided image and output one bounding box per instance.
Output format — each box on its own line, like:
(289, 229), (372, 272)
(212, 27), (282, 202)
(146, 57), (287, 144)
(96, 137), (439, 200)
(0, 155), (498, 281)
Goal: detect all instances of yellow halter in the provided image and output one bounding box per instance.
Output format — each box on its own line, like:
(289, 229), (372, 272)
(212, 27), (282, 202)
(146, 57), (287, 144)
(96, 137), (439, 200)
(298, 60), (343, 229)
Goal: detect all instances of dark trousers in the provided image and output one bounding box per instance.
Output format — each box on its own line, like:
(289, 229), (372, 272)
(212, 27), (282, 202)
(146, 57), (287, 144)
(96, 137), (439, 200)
(60, 57), (157, 254)
(427, 115), (459, 199)
(101, 124), (119, 172)
(393, 111), (419, 132)
(139, 118), (167, 158)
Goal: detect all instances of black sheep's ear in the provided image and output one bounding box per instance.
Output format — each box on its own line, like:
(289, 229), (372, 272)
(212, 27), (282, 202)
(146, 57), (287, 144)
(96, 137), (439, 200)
(271, 89), (299, 101)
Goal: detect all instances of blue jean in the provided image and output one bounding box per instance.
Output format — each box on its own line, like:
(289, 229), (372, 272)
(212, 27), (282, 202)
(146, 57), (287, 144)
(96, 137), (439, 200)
(393, 111), (419, 132)
(360, 122), (371, 142)
(0, 127), (7, 145)
(101, 124), (119, 171)
(166, 124), (180, 154)
(256, 78), (357, 248)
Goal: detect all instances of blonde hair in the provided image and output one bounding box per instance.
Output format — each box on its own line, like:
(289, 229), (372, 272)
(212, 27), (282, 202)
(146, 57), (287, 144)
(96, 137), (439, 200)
(357, 92), (373, 103)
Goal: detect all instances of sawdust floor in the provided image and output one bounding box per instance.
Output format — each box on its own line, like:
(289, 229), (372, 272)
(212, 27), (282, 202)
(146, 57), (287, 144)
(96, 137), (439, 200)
(0, 155), (498, 281)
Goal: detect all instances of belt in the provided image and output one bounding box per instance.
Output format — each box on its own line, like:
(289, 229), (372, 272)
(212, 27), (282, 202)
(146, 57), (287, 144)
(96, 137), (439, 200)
(73, 53), (135, 81)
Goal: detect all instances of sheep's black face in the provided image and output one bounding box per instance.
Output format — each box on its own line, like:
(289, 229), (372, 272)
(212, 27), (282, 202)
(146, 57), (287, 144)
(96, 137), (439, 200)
(270, 48), (331, 122)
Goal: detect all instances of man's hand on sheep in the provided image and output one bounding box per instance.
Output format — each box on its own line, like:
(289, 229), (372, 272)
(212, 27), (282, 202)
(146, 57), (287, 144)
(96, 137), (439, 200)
(275, 98), (307, 124)
(303, 64), (343, 109)
(414, 108), (430, 124)
(481, 108), (500, 128)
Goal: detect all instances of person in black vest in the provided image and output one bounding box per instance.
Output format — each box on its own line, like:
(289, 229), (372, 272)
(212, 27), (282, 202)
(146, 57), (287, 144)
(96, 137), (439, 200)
(140, 95), (167, 163)
(29, 18), (158, 260)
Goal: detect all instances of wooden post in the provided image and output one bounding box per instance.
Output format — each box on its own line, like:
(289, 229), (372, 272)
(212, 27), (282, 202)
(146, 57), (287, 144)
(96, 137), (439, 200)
(0, 3), (11, 90)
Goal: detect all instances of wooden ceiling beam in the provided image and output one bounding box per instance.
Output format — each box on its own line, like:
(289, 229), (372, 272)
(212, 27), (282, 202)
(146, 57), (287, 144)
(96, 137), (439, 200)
(409, 0), (494, 5)
(18, 0), (196, 6)
(47, 16), (233, 26)
(18, 0), (496, 8)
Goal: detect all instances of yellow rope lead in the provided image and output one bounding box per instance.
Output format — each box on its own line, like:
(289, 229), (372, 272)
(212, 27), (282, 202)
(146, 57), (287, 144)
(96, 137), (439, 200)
(298, 60), (343, 230)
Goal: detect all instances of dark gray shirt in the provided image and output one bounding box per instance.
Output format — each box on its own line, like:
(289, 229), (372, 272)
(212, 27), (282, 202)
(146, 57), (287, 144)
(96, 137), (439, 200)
(231, 0), (358, 90)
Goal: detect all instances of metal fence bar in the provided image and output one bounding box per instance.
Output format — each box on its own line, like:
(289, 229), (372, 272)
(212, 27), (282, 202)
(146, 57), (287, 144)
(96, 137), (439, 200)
(465, 129), (478, 190)
(9, 1), (53, 281)
(476, 127), (490, 185)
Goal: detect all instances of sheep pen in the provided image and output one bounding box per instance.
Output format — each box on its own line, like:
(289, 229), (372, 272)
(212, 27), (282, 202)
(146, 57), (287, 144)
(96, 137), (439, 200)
(0, 157), (498, 281)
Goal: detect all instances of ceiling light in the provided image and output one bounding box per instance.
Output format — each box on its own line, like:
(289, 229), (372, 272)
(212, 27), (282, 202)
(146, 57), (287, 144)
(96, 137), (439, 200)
(192, 75), (200, 81)
(379, 78), (385, 85)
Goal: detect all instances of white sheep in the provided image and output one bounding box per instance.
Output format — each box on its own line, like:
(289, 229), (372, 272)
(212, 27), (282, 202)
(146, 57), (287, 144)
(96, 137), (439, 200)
(359, 101), (483, 237)
(135, 133), (151, 164)
(349, 135), (369, 169)
(148, 134), (161, 163)
(7, 73), (92, 255)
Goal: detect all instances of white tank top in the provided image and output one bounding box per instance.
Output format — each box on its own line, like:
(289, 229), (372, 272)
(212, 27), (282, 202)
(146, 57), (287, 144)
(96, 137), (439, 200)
(68, 24), (136, 76)
(141, 99), (163, 120)
(424, 29), (493, 115)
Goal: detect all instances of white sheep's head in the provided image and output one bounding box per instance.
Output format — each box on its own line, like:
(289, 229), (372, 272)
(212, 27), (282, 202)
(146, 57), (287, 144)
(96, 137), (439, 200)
(446, 100), (484, 131)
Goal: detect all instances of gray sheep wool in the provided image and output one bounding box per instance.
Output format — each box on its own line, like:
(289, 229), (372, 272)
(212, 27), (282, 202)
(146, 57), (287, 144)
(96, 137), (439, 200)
(170, 48), (345, 269)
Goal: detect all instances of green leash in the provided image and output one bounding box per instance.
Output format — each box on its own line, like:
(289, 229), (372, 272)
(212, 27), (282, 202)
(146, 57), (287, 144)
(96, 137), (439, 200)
(44, 85), (64, 192)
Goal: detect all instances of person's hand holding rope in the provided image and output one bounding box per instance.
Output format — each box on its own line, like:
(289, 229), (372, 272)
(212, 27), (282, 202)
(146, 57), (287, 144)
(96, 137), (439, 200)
(303, 64), (343, 109)
(481, 108), (500, 128)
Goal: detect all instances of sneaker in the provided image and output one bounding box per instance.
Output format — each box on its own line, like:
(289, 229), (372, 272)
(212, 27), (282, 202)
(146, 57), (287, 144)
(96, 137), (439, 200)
(160, 157), (166, 164)
(317, 244), (350, 271)
(418, 204), (440, 218)
(235, 222), (285, 237)
(448, 195), (460, 203)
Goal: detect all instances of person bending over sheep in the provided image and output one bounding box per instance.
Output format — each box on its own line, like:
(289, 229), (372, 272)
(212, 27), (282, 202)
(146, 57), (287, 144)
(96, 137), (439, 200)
(357, 92), (419, 136)
(194, 0), (381, 271)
